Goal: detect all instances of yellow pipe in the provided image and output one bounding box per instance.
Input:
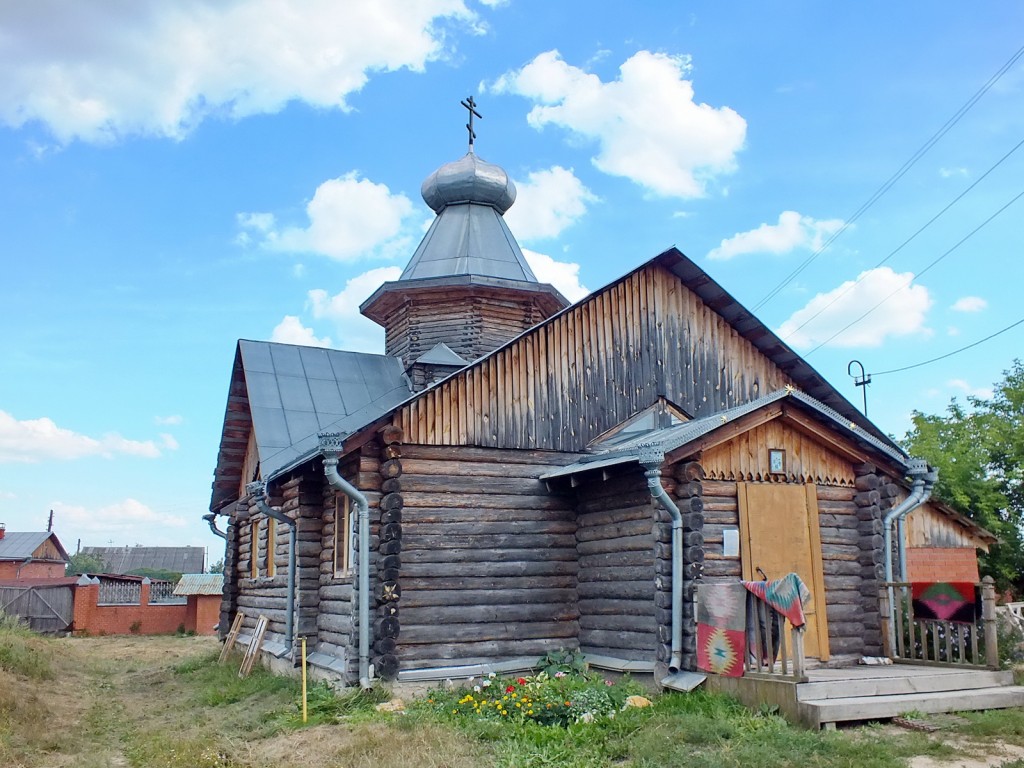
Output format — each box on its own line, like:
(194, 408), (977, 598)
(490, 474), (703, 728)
(301, 637), (308, 723)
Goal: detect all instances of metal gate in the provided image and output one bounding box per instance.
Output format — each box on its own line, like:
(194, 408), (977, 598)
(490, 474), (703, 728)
(0, 585), (74, 633)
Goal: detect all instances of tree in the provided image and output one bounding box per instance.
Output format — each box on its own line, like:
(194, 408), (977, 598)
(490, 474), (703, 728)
(903, 360), (1024, 594)
(66, 552), (104, 576)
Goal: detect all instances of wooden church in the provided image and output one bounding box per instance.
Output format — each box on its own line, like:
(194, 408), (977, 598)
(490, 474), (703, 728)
(208, 124), (994, 694)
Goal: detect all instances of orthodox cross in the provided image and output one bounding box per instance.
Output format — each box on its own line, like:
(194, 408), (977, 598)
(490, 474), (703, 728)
(461, 95), (482, 152)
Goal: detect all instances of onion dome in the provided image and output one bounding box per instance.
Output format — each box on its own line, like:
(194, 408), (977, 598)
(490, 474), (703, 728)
(421, 153), (517, 215)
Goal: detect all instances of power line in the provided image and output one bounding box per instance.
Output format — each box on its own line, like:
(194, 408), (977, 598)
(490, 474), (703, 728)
(804, 186), (1024, 355)
(751, 43), (1024, 313)
(780, 135), (1024, 342)
(873, 316), (1024, 376)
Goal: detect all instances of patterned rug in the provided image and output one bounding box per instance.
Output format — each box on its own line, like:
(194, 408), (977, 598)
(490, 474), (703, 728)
(696, 581), (747, 677)
(911, 582), (977, 623)
(742, 573), (812, 628)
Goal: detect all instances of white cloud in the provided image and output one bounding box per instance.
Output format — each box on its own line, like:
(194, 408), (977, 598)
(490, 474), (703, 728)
(951, 296), (987, 313)
(52, 499), (188, 536)
(777, 267), (932, 349)
(270, 316), (333, 348)
(307, 266), (403, 352)
(159, 433), (180, 451)
(707, 210), (844, 261)
(0, 411), (162, 463)
(238, 173), (416, 261)
(939, 167), (969, 178)
(0, 1), (477, 143)
(504, 166), (597, 241)
(522, 250), (589, 302)
(948, 379), (993, 399)
(154, 415), (182, 426)
(492, 50), (746, 198)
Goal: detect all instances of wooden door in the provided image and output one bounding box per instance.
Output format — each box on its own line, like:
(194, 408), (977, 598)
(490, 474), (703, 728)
(737, 482), (830, 660)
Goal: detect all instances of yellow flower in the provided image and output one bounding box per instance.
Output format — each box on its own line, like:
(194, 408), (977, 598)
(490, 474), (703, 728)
(516, 703), (521, 708)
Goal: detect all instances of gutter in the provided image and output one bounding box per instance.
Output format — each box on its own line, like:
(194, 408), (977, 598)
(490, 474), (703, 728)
(318, 432), (372, 690)
(638, 445), (684, 674)
(882, 459), (935, 654)
(247, 481), (297, 653)
(203, 513), (228, 540)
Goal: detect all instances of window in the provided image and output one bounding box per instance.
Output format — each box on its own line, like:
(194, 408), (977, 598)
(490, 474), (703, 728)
(267, 517), (277, 577)
(334, 495), (353, 576)
(249, 520), (259, 578)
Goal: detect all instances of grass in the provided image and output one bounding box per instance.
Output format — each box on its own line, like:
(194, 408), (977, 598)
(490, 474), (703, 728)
(2, 620), (1024, 768)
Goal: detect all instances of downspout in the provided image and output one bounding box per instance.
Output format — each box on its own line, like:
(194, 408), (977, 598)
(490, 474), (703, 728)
(319, 432), (372, 690)
(639, 446), (684, 674)
(882, 458), (933, 655)
(203, 513), (228, 540)
(247, 481), (297, 652)
(898, 467), (938, 582)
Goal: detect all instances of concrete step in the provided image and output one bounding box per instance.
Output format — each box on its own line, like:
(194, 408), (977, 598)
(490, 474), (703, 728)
(797, 669), (1014, 701)
(803, 685), (1024, 727)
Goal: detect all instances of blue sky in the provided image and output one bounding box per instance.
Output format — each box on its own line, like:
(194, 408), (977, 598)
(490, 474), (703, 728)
(2, 1), (1022, 563)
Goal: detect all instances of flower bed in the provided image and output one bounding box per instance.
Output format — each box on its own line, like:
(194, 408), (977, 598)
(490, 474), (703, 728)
(423, 670), (646, 728)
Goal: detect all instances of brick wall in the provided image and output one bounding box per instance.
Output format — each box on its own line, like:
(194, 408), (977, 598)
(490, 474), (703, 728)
(906, 546), (980, 583)
(72, 581), (190, 635)
(0, 561), (66, 580)
(185, 595), (221, 635)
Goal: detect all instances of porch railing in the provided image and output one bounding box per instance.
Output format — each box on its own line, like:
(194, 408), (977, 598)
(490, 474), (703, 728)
(745, 594), (807, 682)
(880, 577), (998, 668)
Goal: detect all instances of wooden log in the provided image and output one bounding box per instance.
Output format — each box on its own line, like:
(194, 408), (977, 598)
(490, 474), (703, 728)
(402, 520), (575, 536)
(816, 485), (857, 501)
(401, 588), (576, 608)
(404, 507), (574, 524)
(577, 598), (655, 617)
(398, 637), (575, 662)
(578, 551), (652, 569)
(402, 575), (575, 591)
(579, 614), (657, 632)
(854, 474), (880, 491)
(575, 518), (653, 543)
(577, 581), (654, 601)
(380, 459), (403, 479)
(318, 613), (353, 634)
(381, 478), (401, 494)
(401, 560), (578, 577)
(403, 533), (576, 551)
(402, 492), (571, 511)
(399, 621), (577, 645)
(579, 629), (655, 651)
(317, 629), (351, 648)
(401, 604), (579, 625)
(576, 534), (653, 556)
(577, 566), (655, 583)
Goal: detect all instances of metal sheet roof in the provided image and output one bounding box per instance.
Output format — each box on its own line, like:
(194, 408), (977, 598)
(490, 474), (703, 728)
(541, 388), (910, 482)
(173, 573), (224, 596)
(400, 202), (537, 282)
(415, 342), (469, 367)
(81, 546), (205, 574)
(0, 531), (69, 562)
(210, 340), (413, 510)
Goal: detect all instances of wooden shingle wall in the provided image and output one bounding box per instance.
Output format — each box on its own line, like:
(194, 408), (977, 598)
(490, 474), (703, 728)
(394, 264), (794, 451)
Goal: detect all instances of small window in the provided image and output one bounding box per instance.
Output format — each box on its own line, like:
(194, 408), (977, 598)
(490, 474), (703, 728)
(249, 520), (259, 578)
(334, 495), (353, 576)
(267, 517), (277, 577)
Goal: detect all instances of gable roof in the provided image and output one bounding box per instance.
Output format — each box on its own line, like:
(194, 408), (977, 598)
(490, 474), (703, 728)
(81, 546), (205, 574)
(540, 388), (910, 482)
(209, 340), (412, 510)
(0, 531), (69, 562)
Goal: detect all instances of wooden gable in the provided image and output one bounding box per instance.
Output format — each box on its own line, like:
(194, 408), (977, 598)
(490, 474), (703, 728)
(394, 262), (795, 451)
(33, 536), (68, 562)
(906, 498), (994, 552)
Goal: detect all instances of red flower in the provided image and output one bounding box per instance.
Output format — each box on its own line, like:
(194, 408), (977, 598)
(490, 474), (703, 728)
(506, 685), (516, 692)
(517, 677), (527, 685)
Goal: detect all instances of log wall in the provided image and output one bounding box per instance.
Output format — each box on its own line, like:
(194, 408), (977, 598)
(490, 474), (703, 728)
(395, 445), (580, 669)
(393, 264), (794, 451)
(574, 470), (658, 662)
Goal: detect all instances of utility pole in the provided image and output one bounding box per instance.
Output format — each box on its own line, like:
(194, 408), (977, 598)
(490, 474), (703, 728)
(847, 360), (871, 417)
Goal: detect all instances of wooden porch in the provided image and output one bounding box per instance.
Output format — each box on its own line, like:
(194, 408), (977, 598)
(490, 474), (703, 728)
(706, 662), (1024, 729)
(701, 578), (1024, 729)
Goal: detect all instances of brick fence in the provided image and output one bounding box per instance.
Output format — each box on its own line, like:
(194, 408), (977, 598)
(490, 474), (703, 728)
(72, 578), (193, 635)
(906, 546), (980, 583)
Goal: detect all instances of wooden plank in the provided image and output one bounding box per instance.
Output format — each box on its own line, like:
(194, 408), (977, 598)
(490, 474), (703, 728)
(219, 612), (246, 663)
(239, 614), (268, 678)
(805, 482), (830, 661)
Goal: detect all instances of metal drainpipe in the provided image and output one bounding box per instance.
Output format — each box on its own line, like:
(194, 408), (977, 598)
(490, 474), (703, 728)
(639, 446), (684, 673)
(898, 468), (938, 582)
(247, 481), (297, 653)
(319, 433), (372, 690)
(882, 459), (932, 655)
(203, 513), (228, 540)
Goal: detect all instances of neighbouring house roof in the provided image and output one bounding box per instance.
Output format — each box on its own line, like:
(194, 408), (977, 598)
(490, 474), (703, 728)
(81, 547), (205, 575)
(0, 577), (79, 588)
(0, 531), (69, 562)
(210, 340), (413, 510)
(541, 388), (911, 482)
(173, 573), (224, 596)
